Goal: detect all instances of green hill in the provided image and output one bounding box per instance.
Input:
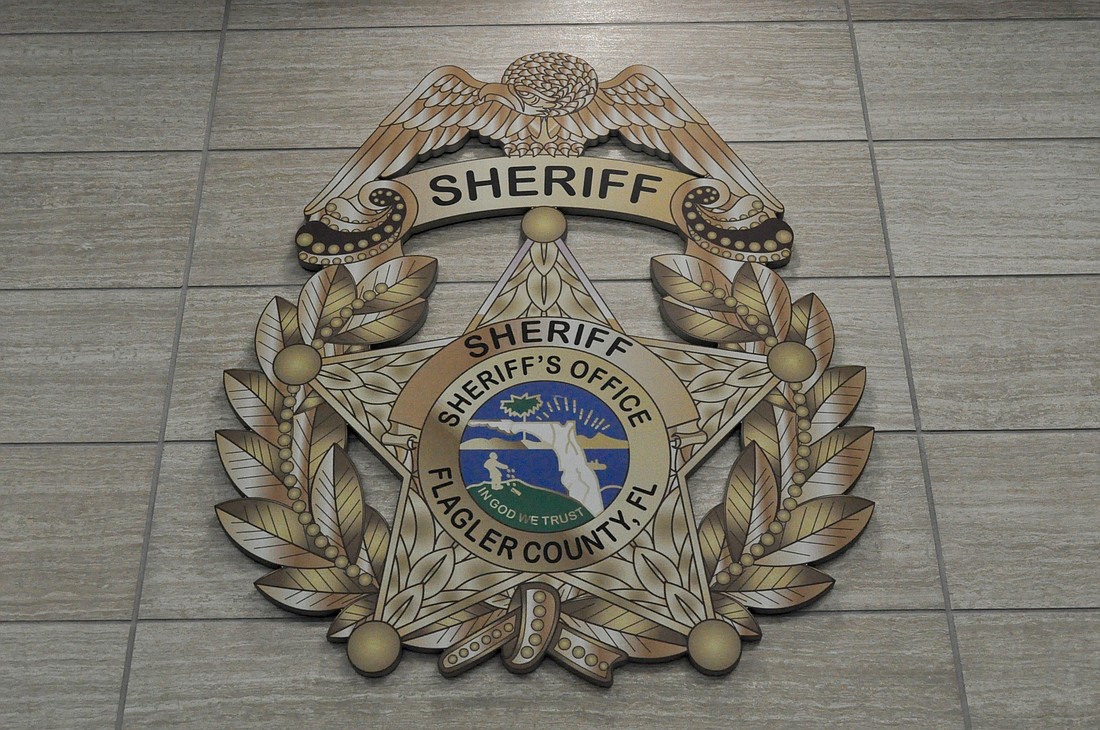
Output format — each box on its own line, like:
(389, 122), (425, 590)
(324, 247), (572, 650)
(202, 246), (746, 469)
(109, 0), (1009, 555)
(467, 479), (595, 532)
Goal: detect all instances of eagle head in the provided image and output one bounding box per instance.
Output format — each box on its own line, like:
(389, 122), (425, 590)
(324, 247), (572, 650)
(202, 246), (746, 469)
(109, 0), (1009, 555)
(487, 51), (599, 117)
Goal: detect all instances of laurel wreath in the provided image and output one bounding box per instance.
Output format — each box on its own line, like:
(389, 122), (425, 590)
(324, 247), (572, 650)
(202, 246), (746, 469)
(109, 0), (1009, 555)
(653, 253), (874, 628)
(215, 245), (873, 671)
(216, 255), (437, 631)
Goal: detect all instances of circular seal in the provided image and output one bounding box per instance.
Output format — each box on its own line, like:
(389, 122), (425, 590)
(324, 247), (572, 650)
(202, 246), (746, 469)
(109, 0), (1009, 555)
(415, 321), (674, 572)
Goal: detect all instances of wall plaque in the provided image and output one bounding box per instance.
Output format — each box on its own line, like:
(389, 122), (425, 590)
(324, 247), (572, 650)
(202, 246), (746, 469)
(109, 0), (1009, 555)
(216, 52), (874, 686)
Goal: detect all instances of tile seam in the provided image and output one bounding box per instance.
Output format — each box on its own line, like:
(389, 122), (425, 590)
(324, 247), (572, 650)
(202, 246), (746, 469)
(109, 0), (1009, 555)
(112, 3), (232, 728)
(6, 272), (1099, 295)
(845, 3), (972, 727)
(4, 136), (1098, 157)
(3, 16), (1098, 37)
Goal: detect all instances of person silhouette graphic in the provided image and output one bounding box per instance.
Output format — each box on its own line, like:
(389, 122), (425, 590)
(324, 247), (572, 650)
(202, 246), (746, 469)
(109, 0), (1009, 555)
(483, 451), (507, 490)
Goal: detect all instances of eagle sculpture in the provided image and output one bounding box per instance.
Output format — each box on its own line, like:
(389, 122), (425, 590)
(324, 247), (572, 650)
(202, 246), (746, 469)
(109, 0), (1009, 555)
(305, 52), (784, 225)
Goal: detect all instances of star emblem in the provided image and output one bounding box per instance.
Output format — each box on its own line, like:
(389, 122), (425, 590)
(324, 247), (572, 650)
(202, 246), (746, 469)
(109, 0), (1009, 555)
(306, 208), (785, 683)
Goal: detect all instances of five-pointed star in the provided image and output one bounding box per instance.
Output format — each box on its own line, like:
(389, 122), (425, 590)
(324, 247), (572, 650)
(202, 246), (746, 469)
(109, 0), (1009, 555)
(309, 214), (781, 635)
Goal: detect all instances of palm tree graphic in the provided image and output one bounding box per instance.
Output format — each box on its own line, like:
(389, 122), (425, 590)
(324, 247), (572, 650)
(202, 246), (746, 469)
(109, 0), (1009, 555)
(499, 392), (542, 443)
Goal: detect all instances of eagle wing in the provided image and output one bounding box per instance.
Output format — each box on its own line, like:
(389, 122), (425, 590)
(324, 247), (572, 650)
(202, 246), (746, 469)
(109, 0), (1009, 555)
(562, 65), (784, 214)
(305, 66), (526, 217)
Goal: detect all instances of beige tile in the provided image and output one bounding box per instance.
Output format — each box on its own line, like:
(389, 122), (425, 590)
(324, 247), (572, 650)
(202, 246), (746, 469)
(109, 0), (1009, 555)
(693, 433), (941, 610)
(877, 141), (1100, 276)
(191, 142), (885, 286)
(0, 621), (129, 729)
(927, 431), (1100, 609)
(856, 21), (1100, 139)
(231, 0), (846, 28)
(212, 24), (863, 149)
(0, 0), (224, 32)
(0, 289), (179, 442)
(851, 0), (1100, 19)
(0, 33), (219, 152)
(169, 276), (912, 440)
(190, 148), (352, 286)
(899, 276), (1100, 430)
(141, 440), (400, 619)
(0, 445), (153, 619)
(0, 153), (200, 288)
(123, 613), (961, 727)
(955, 610), (1100, 729)
(165, 284), (298, 441)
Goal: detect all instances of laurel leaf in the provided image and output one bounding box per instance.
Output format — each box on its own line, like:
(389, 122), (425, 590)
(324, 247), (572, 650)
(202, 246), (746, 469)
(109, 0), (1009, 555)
(561, 597), (687, 660)
(327, 593), (379, 640)
(291, 401), (347, 485)
(223, 369), (282, 443)
(724, 443), (779, 556)
(396, 489), (437, 584)
(296, 393), (326, 412)
(787, 293), (833, 387)
(665, 582), (708, 626)
(356, 504), (391, 586)
(330, 298), (428, 346)
(650, 254), (737, 311)
(732, 263), (791, 341)
(216, 498), (331, 568)
(686, 362), (773, 403)
(799, 426), (875, 500)
(530, 240), (559, 273)
(659, 297), (756, 345)
(310, 447), (365, 562)
(255, 296), (300, 391)
(726, 564), (834, 613)
(710, 593), (762, 639)
(384, 584), (424, 627)
(742, 402), (798, 489)
(298, 264), (357, 342)
(355, 256), (438, 312)
(215, 430), (287, 502)
(408, 548), (456, 599)
(526, 267), (563, 311)
(254, 567), (362, 615)
(757, 496), (874, 566)
(633, 547), (682, 589)
(403, 603), (509, 649)
(652, 489), (690, 573)
(348, 370), (403, 406)
(698, 506), (734, 582)
(805, 366), (866, 440)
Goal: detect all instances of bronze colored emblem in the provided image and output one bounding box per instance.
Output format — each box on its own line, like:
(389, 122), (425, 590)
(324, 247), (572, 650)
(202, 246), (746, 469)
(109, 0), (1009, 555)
(217, 54), (874, 687)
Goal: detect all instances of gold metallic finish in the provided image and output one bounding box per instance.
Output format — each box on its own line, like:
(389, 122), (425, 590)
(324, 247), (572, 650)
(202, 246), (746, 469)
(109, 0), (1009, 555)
(294, 54), (792, 271)
(347, 621), (403, 677)
(214, 53), (874, 689)
(271, 343), (322, 385)
(521, 207), (567, 242)
(687, 619), (742, 675)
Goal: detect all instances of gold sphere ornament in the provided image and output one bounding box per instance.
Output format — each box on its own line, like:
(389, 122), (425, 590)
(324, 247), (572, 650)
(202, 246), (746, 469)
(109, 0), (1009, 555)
(687, 619), (742, 675)
(347, 621), (402, 677)
(521, 207), (567, 242)
(272, 343), (322, 385)
(767, 341), (817, 382)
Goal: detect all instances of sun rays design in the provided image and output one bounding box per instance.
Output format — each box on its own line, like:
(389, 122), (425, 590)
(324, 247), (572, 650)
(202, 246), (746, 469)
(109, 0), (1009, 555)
(535, 394), (611, 432)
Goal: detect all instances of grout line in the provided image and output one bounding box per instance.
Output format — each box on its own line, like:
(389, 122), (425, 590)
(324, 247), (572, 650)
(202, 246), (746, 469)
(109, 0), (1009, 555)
(8, 605), (1098, 627)
(112, 3), (232, 727)
(845, 3), (972, 728)
(3, 271), (1099, 295)
(5, 426), (1100, 449)
(0, 19), (850, 38)
(1, 16), (1098, 37)
(6, 606), (1100, 631)
(4, 135), (1100, 157)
